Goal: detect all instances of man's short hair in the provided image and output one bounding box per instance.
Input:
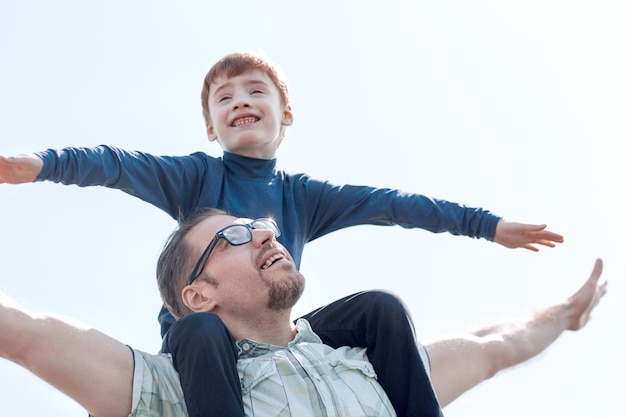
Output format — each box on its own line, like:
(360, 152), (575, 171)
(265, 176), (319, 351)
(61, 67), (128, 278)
(157, 208), (228, 318)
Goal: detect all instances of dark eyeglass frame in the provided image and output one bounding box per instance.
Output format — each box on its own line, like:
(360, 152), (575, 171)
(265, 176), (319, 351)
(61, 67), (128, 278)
(187, 218), (281, 285)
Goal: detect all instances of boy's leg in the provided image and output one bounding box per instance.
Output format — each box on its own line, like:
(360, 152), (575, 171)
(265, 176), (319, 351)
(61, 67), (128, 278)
(159, 304), (176, 337)
(300, 290), (444, 417)
(425, 259), (606, 407)
(162, 312), (245, 417)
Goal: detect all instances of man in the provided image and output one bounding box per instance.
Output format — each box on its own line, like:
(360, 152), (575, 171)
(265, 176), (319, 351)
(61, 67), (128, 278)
(0, 209), (607, 416)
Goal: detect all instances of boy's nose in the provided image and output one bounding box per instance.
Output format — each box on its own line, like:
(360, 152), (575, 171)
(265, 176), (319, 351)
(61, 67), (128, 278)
(232, 97), (251, 110)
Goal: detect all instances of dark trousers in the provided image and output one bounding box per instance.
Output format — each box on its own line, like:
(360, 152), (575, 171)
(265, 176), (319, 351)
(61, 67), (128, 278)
(161, 291), (444, 417)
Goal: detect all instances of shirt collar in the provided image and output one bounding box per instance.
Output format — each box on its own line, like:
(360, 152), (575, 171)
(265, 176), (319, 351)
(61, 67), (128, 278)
(237, 319), (322, 359)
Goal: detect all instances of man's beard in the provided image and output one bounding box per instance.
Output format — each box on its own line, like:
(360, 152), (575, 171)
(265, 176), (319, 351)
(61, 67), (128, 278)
(264, 270), (305, 310)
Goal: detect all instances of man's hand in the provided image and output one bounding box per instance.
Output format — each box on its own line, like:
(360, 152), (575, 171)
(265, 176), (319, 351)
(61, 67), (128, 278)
(0, 154), (44, 184)
(565, 258), (606, 331)
(493, 219), (564, 251)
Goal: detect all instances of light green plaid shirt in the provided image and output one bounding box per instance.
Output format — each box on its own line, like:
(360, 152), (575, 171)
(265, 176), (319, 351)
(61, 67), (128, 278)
(129, 319), (396, 417)
(237, 319), (397, 417)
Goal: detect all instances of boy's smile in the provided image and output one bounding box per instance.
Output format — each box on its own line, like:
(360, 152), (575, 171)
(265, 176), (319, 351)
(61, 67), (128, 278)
(232, 116), (259, 127)
(207, 70), (293, 159)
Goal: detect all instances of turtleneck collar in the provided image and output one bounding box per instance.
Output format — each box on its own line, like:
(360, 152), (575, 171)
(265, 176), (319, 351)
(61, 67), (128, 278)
(222, 151), (278, 179)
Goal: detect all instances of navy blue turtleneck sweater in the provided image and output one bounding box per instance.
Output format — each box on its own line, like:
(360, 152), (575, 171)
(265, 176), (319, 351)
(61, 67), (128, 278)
(37, 145), (500, 330)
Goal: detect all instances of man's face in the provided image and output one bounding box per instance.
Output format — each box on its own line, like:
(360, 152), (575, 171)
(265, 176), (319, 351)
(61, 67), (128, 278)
(186, 215), (304, 314)
(206, 69), (293, 159)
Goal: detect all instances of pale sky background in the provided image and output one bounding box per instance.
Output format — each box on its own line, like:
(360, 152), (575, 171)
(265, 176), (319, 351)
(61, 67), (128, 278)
(1, 1), (624, 416)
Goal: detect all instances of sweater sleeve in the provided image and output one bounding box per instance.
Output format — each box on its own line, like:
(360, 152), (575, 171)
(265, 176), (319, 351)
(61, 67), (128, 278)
(35, 145), (214, 221)
(296, 177), (501, 242)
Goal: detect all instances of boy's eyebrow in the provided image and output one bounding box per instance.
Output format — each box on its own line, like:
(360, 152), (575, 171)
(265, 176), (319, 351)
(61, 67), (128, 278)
(212, 81), (232, 98)
(211, 79), (271, 98)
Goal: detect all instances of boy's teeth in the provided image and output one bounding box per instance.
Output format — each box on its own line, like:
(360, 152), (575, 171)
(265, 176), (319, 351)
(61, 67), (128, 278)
(233, 117), (257, 127)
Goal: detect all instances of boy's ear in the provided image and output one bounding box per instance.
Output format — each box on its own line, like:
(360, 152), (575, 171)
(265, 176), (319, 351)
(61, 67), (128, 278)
(182, 283), (218, 313)
(281, 105), (294, 127)
(206, 124), (218, 142)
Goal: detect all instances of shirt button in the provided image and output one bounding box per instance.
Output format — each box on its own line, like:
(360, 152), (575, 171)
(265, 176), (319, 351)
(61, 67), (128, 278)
(242, 343), (251, 351)
(313, 373), (321, 380)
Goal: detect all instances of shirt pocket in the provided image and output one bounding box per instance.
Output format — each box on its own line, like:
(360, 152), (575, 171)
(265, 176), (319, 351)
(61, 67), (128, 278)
(240, 359), (297, 417)
(239, 359), (277, 395)
(328, 354), (396, 417)
(331, 358), (378, 379)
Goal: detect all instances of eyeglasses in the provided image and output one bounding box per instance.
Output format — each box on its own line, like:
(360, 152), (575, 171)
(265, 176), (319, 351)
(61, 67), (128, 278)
(187, 218), (281, 285)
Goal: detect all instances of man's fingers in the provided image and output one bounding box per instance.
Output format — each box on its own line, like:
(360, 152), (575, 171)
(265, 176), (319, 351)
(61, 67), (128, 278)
(590, 258), (603, 282)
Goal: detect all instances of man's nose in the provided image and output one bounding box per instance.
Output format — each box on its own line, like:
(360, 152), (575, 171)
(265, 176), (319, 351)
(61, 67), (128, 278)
(250, 228), (276, 247)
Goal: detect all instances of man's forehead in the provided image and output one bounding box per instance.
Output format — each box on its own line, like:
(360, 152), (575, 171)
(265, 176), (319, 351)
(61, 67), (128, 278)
(190, 215), (251, 242)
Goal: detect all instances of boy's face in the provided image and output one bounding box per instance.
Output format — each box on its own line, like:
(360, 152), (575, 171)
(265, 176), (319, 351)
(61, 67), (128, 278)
(206, 69), (293, 159)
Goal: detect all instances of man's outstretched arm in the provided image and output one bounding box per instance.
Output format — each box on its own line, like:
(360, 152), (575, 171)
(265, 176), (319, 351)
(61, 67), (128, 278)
(0, 290), (134, 417)
(426, 258), (606, 407)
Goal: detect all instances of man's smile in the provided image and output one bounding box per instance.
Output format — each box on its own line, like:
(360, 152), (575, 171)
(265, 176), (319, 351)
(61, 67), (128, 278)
(260, 249), (286, 270)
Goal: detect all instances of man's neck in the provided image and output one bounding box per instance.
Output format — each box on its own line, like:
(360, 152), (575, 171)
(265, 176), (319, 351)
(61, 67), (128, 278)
(224, 311), (296, 347)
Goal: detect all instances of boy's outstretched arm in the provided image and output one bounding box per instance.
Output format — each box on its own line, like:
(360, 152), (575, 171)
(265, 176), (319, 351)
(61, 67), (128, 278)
(1, 146), (210, 221)
(0, 154), (43, 184)
(493, 219), (564, 251)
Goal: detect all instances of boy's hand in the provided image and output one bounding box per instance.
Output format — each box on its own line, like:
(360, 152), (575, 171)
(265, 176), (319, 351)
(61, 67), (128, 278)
(493, 219), (564, 251)
(0, 154), (44, 184)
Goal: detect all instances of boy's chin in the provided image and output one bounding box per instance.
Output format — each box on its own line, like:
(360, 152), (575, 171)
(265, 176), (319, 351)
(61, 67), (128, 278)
(223, 138), (282, 158)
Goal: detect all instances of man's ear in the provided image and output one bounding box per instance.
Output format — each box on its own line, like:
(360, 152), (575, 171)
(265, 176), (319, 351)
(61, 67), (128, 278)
(182, 283), (218, 313)
(281, 105), (294, 127)
(206, 124), (218, 142)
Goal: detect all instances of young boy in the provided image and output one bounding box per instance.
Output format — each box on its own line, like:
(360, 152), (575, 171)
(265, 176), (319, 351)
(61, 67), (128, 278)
(0, 51), (563, 417)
